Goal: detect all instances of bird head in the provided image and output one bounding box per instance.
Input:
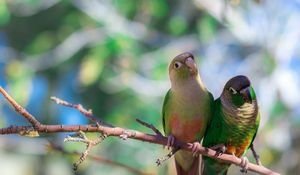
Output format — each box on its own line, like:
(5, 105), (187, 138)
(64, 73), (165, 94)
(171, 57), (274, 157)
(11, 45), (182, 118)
(222, 75), (256, 106)
(169, 52), (198, 83)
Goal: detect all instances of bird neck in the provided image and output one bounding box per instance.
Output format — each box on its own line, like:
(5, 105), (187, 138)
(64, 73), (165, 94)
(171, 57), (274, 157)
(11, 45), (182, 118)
(220, 93), (258, 124)
(171, 75), (207, 102)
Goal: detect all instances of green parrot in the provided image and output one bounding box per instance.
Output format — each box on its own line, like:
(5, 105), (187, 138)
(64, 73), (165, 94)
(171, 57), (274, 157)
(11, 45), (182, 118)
(202, 75), (260, 175)
(162, 52), (213, 175)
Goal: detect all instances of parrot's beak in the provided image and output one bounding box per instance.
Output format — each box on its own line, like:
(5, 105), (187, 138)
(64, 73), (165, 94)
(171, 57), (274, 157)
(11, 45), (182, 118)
(240, 87), (252, 104)
(185, 57), (197, 75)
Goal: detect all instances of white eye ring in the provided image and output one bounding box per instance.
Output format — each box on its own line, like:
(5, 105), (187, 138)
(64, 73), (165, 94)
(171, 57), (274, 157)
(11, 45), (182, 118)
(229, 87), (237, 94)
(174, 61), (182, 69)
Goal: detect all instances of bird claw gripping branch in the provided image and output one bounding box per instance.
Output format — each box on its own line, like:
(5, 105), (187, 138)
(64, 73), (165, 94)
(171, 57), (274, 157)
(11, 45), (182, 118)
(240, 157), (249, 173)
(209, 144), (227, 157)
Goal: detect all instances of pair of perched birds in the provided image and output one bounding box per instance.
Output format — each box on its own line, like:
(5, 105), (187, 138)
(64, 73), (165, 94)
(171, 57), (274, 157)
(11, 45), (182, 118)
(162, 52), (260, 175)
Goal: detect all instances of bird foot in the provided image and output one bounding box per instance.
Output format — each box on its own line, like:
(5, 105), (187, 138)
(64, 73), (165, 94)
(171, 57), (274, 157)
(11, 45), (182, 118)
(240, 157), (249, 173)
(165, 134), (176, 150)
(187, 142), (201, 157)
(209, 144), (227, 157)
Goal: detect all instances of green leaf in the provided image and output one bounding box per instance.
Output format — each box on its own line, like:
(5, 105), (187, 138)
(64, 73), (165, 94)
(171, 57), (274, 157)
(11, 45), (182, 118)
(149, 0), (169, 18)
(5, 60), (33, 105)
(197, 14), (217, 43)
(79, 57), (102, 86)
(0, 1), (10, 26)
(24, 31), (56, 55)
(168, 16), (187, 36)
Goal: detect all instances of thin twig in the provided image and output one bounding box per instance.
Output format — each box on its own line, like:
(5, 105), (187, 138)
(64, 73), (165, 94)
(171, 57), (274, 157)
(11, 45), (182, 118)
(156, 147), (180, 166)
(0, 87), (41, 128)
(136, 118), (163, 136)
(64, 131), (108, 170)
(135, 118), (178, 166)
(0, 87), (280, 175)
(251, 144), (262, 166)
(50, 96), (112, 127)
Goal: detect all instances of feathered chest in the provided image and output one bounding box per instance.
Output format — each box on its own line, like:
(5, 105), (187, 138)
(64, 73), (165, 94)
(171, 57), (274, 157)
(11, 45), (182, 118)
(220, 98), (259, 157)
(164, 91), (211, 142)
(221, 97), (258, 126)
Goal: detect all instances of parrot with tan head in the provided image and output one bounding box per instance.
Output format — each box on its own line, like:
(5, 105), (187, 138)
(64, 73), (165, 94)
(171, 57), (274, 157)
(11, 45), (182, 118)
(162, 52), (213, 175)
(202, 75), (260, 175)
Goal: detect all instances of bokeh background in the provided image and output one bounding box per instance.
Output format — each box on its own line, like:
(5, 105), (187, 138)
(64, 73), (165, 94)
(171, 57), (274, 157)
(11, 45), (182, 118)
(0, 0), (299, 174)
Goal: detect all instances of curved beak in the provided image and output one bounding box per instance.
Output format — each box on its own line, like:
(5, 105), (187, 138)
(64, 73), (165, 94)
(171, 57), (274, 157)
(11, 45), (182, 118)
(240, 87), (252, 104)
(185, 57), (197, 75)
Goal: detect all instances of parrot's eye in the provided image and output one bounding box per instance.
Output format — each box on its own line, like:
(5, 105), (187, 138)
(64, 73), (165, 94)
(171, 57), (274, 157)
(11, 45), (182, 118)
(174, 62), (182, 69)
(229, 87), (237, 94)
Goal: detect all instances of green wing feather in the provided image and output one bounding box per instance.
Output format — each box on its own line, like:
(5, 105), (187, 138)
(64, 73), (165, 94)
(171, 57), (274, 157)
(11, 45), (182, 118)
(202, 98), (222, 147)
(202, 98), (233, 175)
(206, 92), (215, 127)
(249, 112), (260, 147)
(162, 89), (171, 134)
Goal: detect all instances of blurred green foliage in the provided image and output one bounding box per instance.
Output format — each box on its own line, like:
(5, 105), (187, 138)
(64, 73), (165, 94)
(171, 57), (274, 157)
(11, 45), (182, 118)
(0, 0), (299, 175)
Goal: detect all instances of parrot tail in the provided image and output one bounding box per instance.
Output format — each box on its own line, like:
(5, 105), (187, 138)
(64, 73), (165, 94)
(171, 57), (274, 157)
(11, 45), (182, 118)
(175, 157), (200, 175)
(201, 157), (229, 175)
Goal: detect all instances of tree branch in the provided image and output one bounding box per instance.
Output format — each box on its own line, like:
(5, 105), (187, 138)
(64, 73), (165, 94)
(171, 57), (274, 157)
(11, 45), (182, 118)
(251, 144), (262, 166)
(0, 86), (280, 175)
(50, 96), (112, 127)
(0, 87), (41, 128)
